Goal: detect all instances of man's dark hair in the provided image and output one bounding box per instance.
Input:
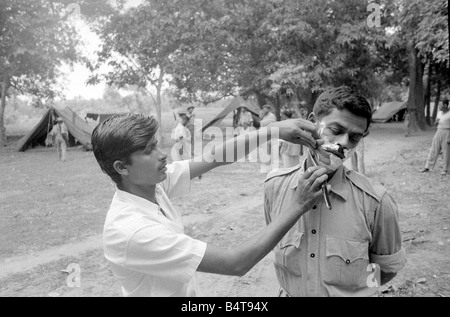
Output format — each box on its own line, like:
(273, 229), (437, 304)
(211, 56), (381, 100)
(443, 98), (449, 106)
(313, 86), (372, 130)
(91, 113), (159, 185)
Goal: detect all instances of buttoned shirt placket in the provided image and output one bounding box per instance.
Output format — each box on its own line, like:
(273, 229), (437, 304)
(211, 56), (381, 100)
(307, 202), (322, 296)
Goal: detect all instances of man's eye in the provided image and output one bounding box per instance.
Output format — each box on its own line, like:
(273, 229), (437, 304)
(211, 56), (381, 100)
(328, 128), (341, 135)
(350, 135), (362, 143)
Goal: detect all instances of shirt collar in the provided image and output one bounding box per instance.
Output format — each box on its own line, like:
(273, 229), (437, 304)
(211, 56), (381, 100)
(114, 188), (160, 214)
(327, 166), (349, 201)
(290, 160), (349, 201)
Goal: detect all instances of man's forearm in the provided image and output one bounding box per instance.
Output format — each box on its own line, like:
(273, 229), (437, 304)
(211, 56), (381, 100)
(189, 127), (276, 179)
(200, 205), (305, 277)
(208, 127), (275, 164)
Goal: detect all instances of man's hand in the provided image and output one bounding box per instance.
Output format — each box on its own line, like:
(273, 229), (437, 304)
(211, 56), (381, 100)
(269, 118), (324, 150)
(283, 166), (330, 217)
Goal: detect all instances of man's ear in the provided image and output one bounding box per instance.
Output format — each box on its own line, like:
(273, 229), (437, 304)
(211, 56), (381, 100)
(308, 112), (317, 123)
(113, 161), (128, 176)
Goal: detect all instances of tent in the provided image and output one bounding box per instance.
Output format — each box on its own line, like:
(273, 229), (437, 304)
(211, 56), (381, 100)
(371, 101), (407, 123)
(17, 107), (94, 152)
(85, 113), (124, 125)
(201, 96), (261, 132)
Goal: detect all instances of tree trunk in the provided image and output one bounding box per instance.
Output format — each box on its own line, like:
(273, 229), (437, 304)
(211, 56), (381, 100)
(155, 69), (164, 143)
(406, 44), (426, 132)
(274, 94), (281, 121)
(0, 75), (10, 148)
(432, 78), (441, 122)
(424, 62), (432, 125)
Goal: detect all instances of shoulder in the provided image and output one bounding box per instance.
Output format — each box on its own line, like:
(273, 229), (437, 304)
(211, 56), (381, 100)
(345, 169), (387, 203)
(265, 164), (302, 183)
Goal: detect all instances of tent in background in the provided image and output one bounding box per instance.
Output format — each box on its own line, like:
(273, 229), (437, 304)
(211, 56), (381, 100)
(85, 113), (124, 126)
(201, 96), (261, 132)
(372, 101), (407, 123)
(17, 107), (94, 152)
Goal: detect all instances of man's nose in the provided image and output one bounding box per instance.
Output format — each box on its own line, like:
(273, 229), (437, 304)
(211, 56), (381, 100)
(336, 134), (350, 150)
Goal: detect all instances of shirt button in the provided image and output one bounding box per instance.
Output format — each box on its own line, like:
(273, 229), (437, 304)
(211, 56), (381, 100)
(310, 253), (316, 258)
(312, 230), (317, 235)
(346, 259), (351, 264)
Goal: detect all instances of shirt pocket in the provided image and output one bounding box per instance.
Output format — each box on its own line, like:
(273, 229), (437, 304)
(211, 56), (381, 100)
(323, 236), (369, 287)
(274, 230), (304, 277)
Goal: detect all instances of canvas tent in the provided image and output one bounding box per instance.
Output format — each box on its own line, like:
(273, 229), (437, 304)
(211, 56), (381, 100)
(201, 96), (261, 132)
(17, 107), (94, 152)
(85, 113), (124, 126)
(372, 101), (407, 123)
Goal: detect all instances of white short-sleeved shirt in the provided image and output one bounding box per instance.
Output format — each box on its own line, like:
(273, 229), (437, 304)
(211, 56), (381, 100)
(103, 160), (207, 297)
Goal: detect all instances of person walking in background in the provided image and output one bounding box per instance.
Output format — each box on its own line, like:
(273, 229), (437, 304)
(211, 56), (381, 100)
(260, 104), (277, 128)
(185, 106), (196, 158)
(404, 110), (411, 137)
(418, 98), (450, 176)
(237, 106), (254, 136)
(171, 112), (192, 162)
(48, 117), (69, 162)
(279, 109), (302, 168)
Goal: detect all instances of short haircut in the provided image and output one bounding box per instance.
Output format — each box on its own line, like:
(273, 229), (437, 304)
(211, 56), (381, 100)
(313, 86), (372, 130)
(91, 114), (159, 185)
(443, 99), (449, 106)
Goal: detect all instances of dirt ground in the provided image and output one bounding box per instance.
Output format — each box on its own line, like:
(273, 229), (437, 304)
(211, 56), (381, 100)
(0, 116), (449, 297)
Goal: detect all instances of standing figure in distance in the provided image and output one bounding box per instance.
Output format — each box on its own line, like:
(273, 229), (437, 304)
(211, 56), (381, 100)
(48, 117), (69, 162)
(171, 112), (192, 162)
(418, 98), (450, 176)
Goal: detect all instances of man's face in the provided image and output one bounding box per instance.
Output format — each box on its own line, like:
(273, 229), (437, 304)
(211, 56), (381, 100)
(312, 108), (368, 171)
(124, 141), (168, 186)
(188, 108), (194, 114)
(317, 108), (368, 151)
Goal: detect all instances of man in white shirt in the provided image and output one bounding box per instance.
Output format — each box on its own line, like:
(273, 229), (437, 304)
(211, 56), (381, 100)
(91, 113), (330, 297)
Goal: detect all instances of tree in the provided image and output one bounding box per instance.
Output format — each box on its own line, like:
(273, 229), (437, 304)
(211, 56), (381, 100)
(89, 0), (218, 141)
(396, 0), (449, 131)
(0, 0), (83, 147)
(167, 0), (399, 117)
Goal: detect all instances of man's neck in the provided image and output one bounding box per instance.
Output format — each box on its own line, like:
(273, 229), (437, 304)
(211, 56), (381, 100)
(119, 183), (157, 204)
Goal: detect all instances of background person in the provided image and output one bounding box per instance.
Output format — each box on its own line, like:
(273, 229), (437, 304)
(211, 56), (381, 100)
(237, 106), (254, 136)
(171, 112), (192, 162)
(48, 117), (69, 162)
(418, 98), (450, 176)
